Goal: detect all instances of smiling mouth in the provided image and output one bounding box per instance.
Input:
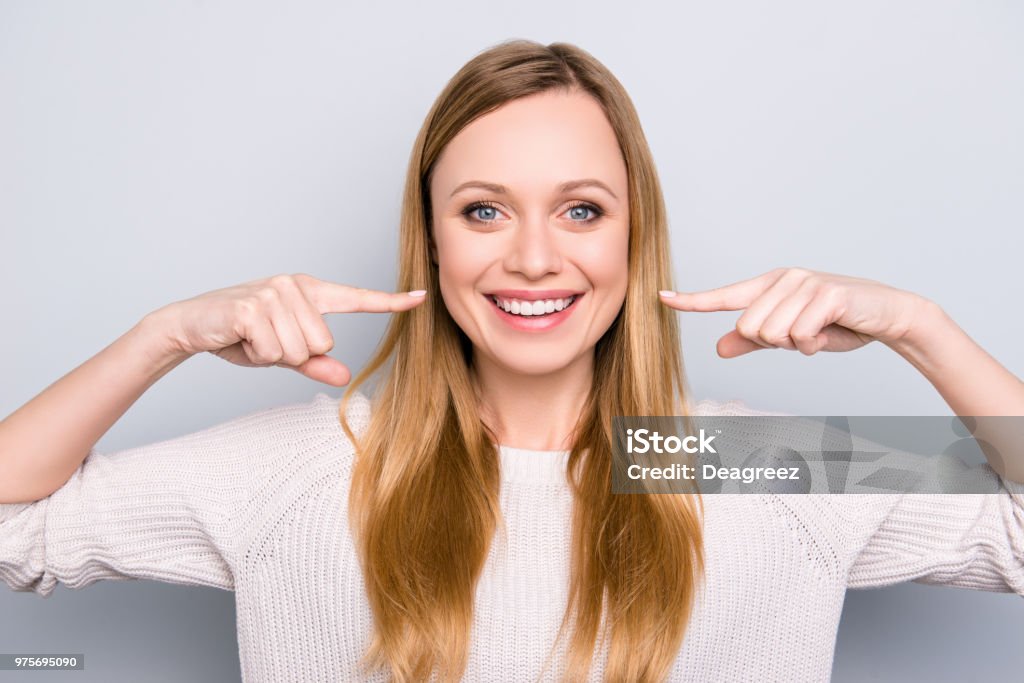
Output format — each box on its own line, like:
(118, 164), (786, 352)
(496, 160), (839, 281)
(487, 293), (581, 318)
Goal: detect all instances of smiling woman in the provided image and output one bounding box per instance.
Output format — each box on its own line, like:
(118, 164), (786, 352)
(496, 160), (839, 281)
(338, 41), (703, 682)
(336, 37), (1024, 683)
(2, 34), (1022, 683)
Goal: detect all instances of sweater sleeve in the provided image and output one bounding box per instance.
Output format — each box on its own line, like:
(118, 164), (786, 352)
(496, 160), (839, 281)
(843, 478), (1024, 594)
(693, 397), (1024, 595)
(0, 392), (357, 597)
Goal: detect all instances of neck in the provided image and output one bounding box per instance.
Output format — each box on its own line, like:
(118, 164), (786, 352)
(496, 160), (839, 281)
(470, 349), (594, 452)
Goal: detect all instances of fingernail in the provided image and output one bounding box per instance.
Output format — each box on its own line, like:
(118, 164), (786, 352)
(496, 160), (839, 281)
(659, 290), (676, 298)
(407, 289), (427, 297)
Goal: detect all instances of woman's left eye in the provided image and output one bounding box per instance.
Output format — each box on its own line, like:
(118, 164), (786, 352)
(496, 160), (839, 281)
(460, 200), (604, 224)
(564, 201), (604, 222)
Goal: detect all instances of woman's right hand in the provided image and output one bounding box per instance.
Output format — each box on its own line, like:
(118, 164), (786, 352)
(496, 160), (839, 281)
(149, 273), (427, 386)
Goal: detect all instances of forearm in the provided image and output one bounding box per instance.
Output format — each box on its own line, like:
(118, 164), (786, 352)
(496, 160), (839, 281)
(0, 307), (192, 504)
(885, 299), (1024, 481)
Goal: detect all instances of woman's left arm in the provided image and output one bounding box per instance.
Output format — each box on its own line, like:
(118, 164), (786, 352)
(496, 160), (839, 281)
(660, 267), (1024, 482)
(887, 298), (1024, 415)
(884, 299), (1024, 481)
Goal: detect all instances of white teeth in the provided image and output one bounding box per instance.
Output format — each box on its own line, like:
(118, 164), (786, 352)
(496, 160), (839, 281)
(490, 295), (578, 317)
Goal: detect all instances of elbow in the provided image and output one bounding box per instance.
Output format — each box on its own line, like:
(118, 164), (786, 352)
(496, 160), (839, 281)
(0, 462), (65, 504)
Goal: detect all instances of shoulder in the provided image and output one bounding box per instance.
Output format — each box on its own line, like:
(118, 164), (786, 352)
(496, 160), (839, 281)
(235, 389), (372, 499)
(234, 389), (373, 543)
(272, 389), (371, 433)
(237, 389), (371, 433)
(263, 389), (372, 463)
(307, 389), (373, 457)
(233, 389), (372, 447)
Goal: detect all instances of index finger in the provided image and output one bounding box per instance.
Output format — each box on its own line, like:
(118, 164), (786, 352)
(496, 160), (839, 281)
(661, 270), (783, 312)
(297, 276), (427, 314)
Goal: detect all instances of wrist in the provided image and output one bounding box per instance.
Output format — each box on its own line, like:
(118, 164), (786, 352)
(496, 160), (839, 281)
(131, 306), (195, 372)
(883, 297), (960, 370)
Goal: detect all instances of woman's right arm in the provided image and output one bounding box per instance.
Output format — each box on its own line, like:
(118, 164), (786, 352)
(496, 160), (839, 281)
(0, 273), (426, 505)
(0, 308), (191, 504)
(0, 273), (422, 596)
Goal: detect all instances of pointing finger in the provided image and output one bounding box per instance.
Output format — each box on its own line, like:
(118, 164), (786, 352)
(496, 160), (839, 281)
(296, 275), (428, 315)
(659, 270), (785, 312)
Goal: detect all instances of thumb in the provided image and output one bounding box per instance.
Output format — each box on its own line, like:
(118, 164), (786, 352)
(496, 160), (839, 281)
(283, 355), (352, 386)
(716, 330), (769, 359)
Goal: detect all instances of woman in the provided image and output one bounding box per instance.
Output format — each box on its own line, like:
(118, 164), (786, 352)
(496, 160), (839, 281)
(1, 39), (1022, 683)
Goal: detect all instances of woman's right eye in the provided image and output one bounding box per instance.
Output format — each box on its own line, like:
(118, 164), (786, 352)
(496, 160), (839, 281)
(461, 201), (504, 224)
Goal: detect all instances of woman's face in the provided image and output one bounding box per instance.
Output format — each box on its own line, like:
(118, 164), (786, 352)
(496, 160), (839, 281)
(428, 89), (630, 377)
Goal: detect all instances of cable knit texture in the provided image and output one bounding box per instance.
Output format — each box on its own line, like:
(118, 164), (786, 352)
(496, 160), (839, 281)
(2, 392), (1022, 682)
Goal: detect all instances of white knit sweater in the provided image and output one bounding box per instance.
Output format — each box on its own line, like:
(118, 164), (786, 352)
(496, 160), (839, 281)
(2, 391), (1022, 682)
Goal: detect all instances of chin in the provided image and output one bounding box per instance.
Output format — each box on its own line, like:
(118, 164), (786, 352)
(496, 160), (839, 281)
(484, 347), (581, 376)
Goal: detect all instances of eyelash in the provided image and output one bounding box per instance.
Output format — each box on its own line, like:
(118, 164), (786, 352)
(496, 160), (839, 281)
(460, 200), (605, 225)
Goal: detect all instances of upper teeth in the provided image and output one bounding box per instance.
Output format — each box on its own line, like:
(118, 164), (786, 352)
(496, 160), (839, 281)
(491, 295), (577, 316)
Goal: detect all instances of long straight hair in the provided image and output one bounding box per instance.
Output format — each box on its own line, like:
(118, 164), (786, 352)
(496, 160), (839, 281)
(339, 39), (704, 682)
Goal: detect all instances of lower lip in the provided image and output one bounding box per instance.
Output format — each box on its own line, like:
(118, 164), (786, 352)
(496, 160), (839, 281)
(485, 294), (583, 332)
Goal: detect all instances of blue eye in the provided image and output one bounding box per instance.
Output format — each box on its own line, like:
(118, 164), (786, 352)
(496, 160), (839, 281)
(463, 201), (501, 223)
(566, 201), (603, 222)
(460, 200), (605, 225)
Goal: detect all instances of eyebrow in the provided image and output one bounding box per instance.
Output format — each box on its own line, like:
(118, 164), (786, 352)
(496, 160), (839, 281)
(449, 178), (619, 201)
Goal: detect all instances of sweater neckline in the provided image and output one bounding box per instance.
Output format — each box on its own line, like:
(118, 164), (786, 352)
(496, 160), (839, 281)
(498, 445), (570, 486)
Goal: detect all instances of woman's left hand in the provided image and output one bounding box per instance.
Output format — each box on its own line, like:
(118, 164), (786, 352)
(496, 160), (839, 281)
(662, 266), (1024, 480)
(659, 267), (930, 358)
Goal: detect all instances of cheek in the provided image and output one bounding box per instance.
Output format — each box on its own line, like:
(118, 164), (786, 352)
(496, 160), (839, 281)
(435, 228), (483, 284)
(577, 233), (629, 332)
(576, 232), (629, 289)
(434, 229), (493, 321)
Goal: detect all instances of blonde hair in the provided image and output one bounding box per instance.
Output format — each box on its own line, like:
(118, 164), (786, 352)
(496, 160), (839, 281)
(339, 38), (704, 683)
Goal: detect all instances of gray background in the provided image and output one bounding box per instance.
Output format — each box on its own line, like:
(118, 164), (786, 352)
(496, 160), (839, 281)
(1, 0), (1021, 681)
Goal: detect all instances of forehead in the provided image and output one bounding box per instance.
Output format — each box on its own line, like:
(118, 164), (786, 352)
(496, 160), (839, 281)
(431, 90), (627, 198)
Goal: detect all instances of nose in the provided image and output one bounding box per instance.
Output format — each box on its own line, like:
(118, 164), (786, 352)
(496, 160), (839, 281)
(503, 215), (563, 279)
